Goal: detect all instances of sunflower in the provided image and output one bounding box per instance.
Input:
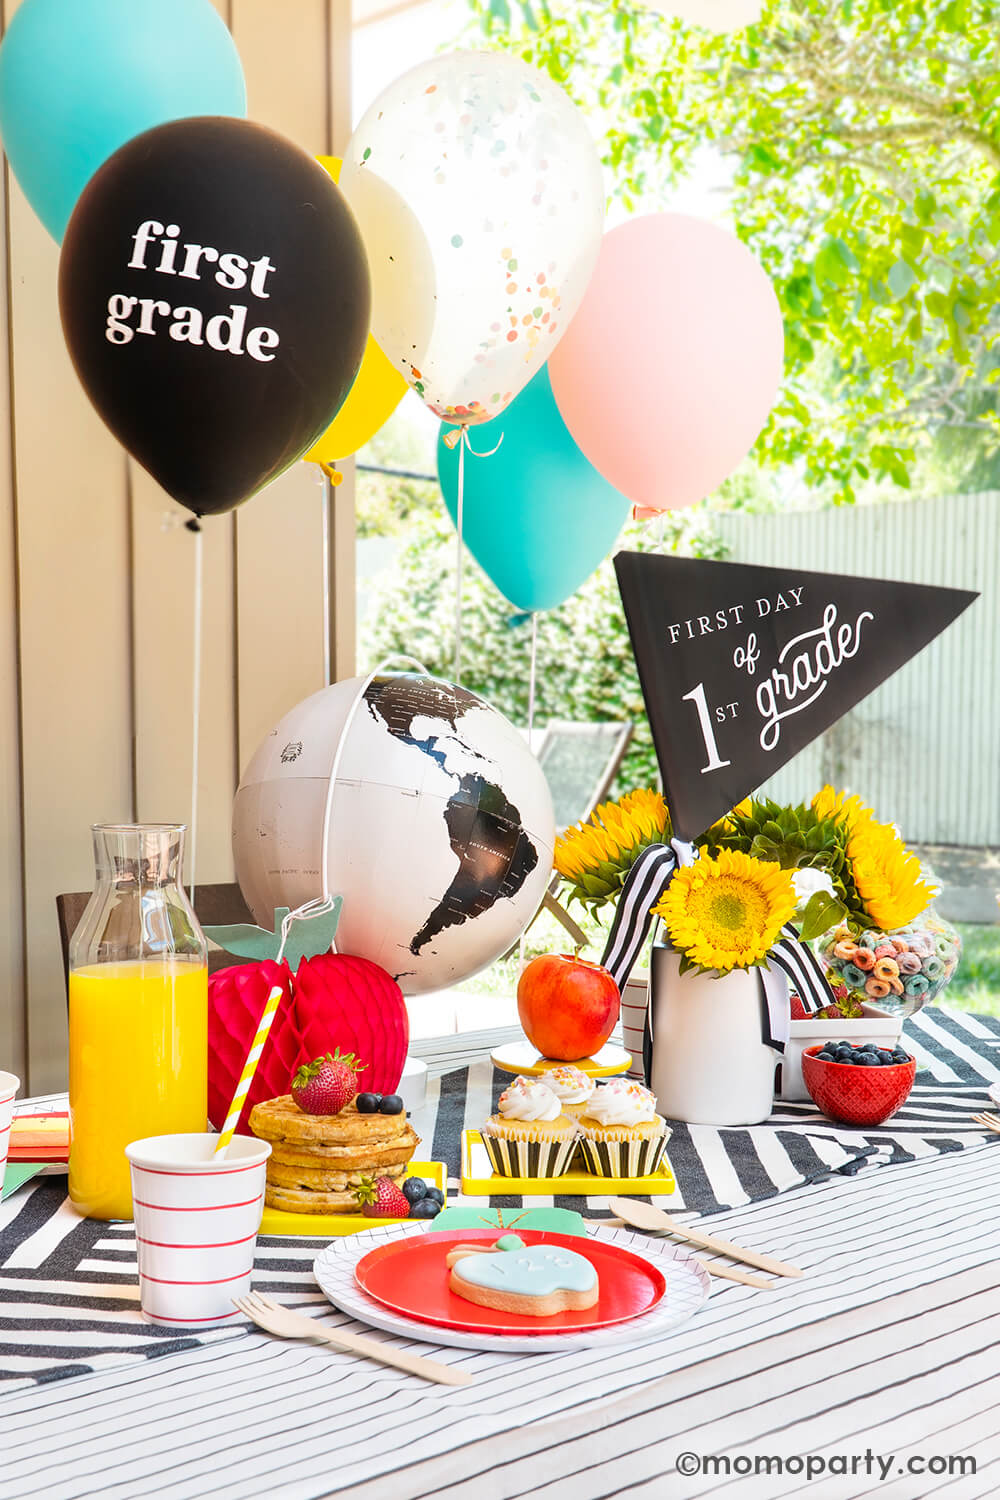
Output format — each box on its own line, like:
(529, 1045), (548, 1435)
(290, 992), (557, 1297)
(845, 818), (936, 931)
(653, 849), (797, 975)
(554, 788), (670, 908)
(811, 785), (873, 832)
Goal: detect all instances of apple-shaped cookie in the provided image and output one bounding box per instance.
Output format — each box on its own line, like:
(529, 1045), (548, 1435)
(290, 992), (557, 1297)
(517, 954), (619, 1062)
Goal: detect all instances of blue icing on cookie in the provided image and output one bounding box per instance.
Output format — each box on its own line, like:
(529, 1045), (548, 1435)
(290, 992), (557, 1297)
(453, 1245), (596, 1297)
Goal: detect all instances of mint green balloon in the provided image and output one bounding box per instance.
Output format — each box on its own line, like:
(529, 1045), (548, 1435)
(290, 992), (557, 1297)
(437, 366), (629, 613)
(0, 0), (246, 242)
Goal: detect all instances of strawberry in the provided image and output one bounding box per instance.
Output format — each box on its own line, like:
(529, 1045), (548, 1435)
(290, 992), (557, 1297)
(291, 1050), (365, 1115)
(355, 1175), (411, 1218)
(789, 994), (808, 1020)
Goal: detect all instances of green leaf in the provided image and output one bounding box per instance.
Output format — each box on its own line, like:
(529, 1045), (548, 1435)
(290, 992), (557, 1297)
(887, 260), (916, 300)
(798, 891), (848, 943)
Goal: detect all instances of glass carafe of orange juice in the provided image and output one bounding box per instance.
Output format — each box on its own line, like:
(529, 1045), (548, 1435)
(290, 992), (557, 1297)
(69, 824), (208, 1219)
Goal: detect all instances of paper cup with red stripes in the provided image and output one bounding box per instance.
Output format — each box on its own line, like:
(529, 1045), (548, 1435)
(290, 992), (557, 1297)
(0, 1072), (19, 1200)
(125, 1132), (271, 1328)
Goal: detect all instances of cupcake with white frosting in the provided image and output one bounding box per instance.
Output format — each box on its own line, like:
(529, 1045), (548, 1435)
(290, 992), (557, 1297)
(481, 1075), (581, 1178)
(577, 1079), (669, 1178)
(537, 1064), (595, 1118)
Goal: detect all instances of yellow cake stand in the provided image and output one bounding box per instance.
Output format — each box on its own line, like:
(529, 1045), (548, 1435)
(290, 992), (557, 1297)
(258, 1160), (447, 1238)
(489, 1040), (632, 1078)
(461, 1131), (675, 1198)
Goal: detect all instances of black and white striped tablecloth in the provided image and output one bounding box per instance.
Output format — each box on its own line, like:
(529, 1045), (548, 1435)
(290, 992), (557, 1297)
(1, 1016), (1000, 1498)
(424, 1007), (1000, 1216)
(1, 1133), (999, 1499)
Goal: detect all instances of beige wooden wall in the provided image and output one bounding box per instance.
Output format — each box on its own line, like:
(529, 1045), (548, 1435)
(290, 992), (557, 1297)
(0, 0), (356, 1093)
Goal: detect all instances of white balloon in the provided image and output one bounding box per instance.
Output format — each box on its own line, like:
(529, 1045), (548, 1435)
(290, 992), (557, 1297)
(644, 0), (762, 32)
(340, 50), (604, 425)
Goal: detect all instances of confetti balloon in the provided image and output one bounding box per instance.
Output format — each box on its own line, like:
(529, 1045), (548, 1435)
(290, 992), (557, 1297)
(339, 51), (604, 426)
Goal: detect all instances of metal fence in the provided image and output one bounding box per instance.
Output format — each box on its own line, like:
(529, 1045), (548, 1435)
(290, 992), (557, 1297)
(712, 491), (1000, 847)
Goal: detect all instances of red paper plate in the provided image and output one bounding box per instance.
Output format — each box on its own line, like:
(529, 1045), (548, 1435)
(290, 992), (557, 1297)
(354, 1229), (666, 1336)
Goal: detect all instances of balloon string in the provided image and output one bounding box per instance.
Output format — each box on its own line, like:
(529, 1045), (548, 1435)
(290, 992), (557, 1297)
(450, 423), (505, 688)
(189, 524), (204, 908)
(318, 652), (430, 945)
(454, 429), (466, 686)
(519, 611), (540, 974)
(321, 468), (332, 687)
(526, 611), (538, 753)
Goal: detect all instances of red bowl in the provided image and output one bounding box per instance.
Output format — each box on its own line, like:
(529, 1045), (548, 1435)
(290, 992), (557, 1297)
(801, 1044), (916, 1127)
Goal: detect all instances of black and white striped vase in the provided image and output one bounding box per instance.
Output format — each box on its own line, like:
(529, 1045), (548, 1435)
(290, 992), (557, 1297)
(647, 943), (778, 1126)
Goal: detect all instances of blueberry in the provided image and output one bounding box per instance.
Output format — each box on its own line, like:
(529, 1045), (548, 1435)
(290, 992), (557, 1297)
(855, 1053), (878, 1066)
(424, 1186), (445, 1205)
(402, 1177), (427, 1204)
(410, 1198), (441, 1219)
(380, 1094), (404, 1115)
(876, 1050), (895, 1065)
(892, 1049), (910, 1063)
(356, 1093), (381, 1113)
(816, 1050), (835, 1062)
(859, 1043), (880, 1054)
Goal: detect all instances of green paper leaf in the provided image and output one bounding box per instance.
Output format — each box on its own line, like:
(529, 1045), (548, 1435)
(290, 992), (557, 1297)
(204, 900), (343, 969)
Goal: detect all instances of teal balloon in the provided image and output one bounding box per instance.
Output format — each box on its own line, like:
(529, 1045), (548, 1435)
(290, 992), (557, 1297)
(0, 0), (246, 242)
(437, 367), (630, 613)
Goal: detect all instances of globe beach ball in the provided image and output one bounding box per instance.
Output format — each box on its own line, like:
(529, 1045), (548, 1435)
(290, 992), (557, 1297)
(232, 672), (555, 995)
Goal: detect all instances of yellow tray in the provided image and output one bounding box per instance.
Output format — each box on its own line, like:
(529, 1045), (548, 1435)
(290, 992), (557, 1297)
(461, 1131), (675, 1198)
(489, 1040), (632, 1078)
(259, 1161), (447, 1237)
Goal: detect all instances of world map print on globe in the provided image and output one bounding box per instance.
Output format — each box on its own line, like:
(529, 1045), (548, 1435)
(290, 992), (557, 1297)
(232, 672), (556, 994)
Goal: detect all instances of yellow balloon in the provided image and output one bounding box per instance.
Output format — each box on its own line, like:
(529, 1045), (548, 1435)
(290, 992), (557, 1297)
(304, 156), (408, 466)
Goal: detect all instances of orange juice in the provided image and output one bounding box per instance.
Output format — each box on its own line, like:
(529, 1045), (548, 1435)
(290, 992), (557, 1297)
(68, 959), (208, 1219)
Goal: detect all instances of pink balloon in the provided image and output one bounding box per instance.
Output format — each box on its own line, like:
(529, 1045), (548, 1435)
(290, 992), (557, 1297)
(548, 213), (784, 512)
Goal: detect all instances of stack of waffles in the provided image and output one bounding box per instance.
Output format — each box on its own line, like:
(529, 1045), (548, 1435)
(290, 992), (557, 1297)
(248, 1095), (420, 1213)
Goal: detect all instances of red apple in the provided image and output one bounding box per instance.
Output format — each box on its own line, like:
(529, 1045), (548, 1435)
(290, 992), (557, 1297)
(517, 954), (620, 1062)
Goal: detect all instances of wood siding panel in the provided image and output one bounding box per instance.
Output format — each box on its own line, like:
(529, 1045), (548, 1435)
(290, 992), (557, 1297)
(0, 155), (25, 1083)
(8, 174), (133, 1092)
(230, 0), (352, 776)
(0, 0), (355, 1090)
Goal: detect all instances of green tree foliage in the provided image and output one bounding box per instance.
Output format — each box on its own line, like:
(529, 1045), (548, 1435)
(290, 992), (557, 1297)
(468, 0), (1000, 500)
(359, 485), (725, 793)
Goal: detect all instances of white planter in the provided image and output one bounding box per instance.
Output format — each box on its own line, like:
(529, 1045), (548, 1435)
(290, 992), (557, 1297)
(648, 946), (777, 1126)
(779, 1010), (904, 1102)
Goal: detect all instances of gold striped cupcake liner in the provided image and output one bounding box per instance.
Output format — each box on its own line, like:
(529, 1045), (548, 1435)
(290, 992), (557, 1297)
(480, 1131), (580, 1179)
(578, 1131), (669, 1179)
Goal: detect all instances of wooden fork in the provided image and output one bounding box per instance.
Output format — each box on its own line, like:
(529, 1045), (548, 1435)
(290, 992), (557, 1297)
(233, 1292), (473, 1386)
(971, 1112), (1000, 1135)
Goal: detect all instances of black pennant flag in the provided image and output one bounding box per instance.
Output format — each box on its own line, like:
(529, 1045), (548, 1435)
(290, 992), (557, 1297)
(615, 551), (978, 840)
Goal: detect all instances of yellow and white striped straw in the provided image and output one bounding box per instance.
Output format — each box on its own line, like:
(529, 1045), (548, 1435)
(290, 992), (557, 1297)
(214, 984), (284, 1156)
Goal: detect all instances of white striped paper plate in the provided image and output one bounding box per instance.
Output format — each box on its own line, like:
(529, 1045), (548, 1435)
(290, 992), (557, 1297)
(313, 1221), (711, 1353)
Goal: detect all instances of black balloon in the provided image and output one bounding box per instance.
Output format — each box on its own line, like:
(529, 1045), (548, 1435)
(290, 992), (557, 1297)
(58, 116), (370, 516)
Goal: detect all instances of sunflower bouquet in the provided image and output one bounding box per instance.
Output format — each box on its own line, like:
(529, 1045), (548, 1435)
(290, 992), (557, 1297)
(554, 788), (672, 911)
(553, 783), (944, 986)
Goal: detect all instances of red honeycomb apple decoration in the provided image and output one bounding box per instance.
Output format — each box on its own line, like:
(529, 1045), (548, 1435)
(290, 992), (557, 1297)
(205, 904), (409, 1133)
(207, 959), (297, 1135)
(293, 953), (409, 1096)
